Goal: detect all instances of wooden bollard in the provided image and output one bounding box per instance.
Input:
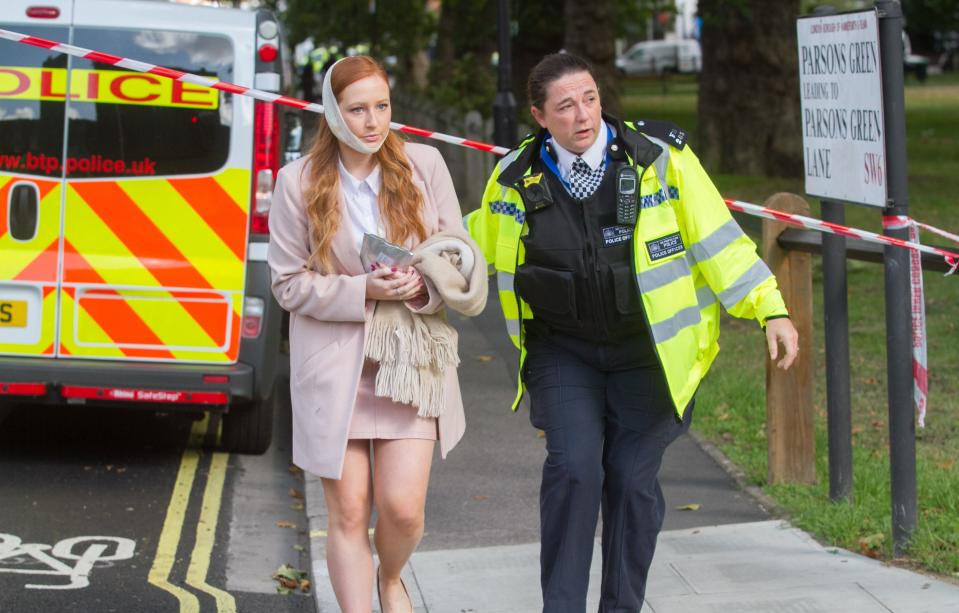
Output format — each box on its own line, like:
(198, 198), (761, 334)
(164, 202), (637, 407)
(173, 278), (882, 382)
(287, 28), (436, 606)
(762, 193), (816, 485)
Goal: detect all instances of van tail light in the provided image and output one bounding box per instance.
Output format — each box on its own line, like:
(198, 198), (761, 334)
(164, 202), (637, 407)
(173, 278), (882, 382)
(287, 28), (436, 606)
(242, 297), (264, 338)
(251, 101), (279, 235)
(258, 44), (278, 63)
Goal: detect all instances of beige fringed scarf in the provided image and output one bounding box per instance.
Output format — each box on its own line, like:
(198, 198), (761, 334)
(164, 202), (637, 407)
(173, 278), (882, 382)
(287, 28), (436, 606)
(363, 231), (488, 418)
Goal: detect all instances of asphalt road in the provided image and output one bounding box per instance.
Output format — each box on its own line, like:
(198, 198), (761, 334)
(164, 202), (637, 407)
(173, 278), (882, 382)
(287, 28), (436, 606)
(0, 372), (315, 613)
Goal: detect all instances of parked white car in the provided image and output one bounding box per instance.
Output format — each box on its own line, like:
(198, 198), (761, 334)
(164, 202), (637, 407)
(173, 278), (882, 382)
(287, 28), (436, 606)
(616, 39), (702, 76)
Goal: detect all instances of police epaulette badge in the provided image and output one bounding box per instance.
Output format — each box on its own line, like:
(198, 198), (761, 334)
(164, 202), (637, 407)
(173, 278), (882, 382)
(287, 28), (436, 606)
(635, 120), (687, 150)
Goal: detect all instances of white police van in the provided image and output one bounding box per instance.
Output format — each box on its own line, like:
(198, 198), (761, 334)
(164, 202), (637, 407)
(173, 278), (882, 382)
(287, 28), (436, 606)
(0, 0), (290, 453)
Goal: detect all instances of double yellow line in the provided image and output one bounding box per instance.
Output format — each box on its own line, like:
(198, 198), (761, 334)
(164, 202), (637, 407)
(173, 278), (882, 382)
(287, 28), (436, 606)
(147, 416), (236, 613)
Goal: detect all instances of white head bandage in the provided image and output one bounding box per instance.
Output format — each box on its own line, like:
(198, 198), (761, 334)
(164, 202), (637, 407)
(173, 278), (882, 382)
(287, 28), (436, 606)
(322, 57), (386, 155)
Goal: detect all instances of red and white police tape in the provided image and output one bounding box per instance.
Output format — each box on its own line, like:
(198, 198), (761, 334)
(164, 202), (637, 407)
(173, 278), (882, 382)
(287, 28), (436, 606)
(4, 27), (957, 271)
(884, 216), (930, 428)
(725, 199), (959, 276)
(0, 28), (511, 156)
(2, 28), (958, 259)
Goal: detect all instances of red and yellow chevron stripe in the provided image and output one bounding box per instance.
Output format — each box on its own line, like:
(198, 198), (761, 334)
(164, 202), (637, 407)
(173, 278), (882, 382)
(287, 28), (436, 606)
(1, 167), (250, 363)
(60, 169), (250, 363)
(0, 176), (59, 358)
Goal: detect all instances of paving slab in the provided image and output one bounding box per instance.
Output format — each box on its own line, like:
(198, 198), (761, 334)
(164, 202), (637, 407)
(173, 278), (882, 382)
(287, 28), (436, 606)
(646, 583), (891, 613)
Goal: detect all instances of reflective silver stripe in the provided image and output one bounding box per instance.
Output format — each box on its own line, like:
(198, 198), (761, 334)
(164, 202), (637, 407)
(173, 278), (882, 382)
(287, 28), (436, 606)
(696, 283), (717, 310)
(499, 148), (522, 171)
(635, 255), (691, 293)
(689, 219), (744, 263)
(496, 269), (521, 337)
(643, 135), (671, 190)
(717, 259), (773, 309)
(650, 304), (701, 343)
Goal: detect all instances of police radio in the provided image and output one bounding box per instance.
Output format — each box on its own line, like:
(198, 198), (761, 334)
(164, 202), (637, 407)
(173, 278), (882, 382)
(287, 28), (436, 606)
(616, 166), (639, 225)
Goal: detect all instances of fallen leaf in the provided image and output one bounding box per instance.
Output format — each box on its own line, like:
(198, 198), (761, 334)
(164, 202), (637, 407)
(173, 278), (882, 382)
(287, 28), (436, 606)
(279, 576), (299, 589)
(278, 565), (306, 578)
(289, 488), (304, 499)
(276, 520), (298, 529)
(858, 532), (885, 558)
(293, 544), (305, 552)
(291, 503), (305, 511)
(536, 431), (546, 439)
(477, 355), (495, 362)
(272, 564), (308, 592)
(676, 503), (701, 511)
(299, 579), (311, 592)
(288, 464), (303, 475)
(472, 495), (488, 502)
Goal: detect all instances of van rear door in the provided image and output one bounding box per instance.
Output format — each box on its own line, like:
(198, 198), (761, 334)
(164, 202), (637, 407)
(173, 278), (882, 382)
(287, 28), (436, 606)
(59, 2), (254, 364)
(0, 0), (73, 359)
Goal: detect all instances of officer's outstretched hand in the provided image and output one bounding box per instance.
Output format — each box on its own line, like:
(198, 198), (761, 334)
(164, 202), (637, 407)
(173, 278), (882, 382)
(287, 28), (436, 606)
(766, 318), (799, 370)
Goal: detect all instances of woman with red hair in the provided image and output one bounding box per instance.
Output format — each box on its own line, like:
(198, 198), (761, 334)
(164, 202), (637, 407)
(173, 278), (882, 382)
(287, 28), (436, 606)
(268, 56), (471, 612)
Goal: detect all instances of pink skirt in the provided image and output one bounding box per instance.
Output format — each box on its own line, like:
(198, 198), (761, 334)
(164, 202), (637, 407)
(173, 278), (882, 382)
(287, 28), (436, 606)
(347, 359), (438, 440)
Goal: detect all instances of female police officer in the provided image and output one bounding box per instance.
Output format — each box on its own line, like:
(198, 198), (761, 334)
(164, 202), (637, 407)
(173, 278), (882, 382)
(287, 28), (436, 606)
(466, 53), (799, 612)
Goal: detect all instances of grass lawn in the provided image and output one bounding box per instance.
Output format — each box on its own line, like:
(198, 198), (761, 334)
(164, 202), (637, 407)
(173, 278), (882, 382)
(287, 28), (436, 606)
(623, 72), (959, 577)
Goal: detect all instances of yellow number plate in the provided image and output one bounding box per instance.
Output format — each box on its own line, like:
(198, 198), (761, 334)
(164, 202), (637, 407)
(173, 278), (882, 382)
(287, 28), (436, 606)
(0, 300), (27, 327)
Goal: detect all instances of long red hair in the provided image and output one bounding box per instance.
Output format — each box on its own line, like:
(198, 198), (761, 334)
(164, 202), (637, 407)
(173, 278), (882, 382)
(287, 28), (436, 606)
(303, 56), (426, 272)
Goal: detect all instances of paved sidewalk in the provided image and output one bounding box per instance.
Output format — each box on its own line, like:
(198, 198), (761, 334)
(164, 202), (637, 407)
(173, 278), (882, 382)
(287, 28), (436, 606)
(301, 295), (959, 612)
(305, 483), (959, 612)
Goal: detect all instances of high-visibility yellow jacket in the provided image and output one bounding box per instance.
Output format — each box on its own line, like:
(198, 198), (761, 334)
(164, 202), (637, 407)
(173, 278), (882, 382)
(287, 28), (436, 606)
(466, 118), (788, 418)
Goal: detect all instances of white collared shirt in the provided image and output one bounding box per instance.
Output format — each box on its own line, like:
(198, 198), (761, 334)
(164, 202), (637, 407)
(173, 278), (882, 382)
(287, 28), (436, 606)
(338, 158), (383, 250)
(548, 122), (609, 184)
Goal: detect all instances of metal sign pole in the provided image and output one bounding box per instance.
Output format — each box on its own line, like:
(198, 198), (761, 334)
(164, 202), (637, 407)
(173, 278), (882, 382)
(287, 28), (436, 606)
(822, 199), (854, 501)
(811, 5), (854, 503)
(876, 0), (917, 556)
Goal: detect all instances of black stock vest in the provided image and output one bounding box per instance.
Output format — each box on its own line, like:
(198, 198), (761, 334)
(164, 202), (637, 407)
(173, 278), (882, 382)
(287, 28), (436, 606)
(513, 137), (651, 344)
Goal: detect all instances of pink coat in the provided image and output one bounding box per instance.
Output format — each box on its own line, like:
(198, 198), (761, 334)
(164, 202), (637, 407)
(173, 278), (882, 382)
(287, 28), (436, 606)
(268, 142), (467, 479)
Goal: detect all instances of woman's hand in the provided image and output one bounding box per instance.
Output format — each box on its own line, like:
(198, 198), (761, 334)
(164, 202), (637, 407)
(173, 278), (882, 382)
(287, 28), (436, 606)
(766, 317), (799, 370)
(365, 265), (425, 301)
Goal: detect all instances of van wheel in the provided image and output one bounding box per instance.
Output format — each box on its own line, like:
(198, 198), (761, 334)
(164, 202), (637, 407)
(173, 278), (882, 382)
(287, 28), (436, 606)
(221, 391), (274, 454)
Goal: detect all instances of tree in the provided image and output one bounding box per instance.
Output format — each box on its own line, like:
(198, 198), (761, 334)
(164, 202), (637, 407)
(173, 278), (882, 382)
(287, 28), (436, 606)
(281, 0), (433, 87)
(511, 1), (565, 115)
(697, 0), (803, 177)
(563, 0), (622, 116)
(427, 0), (497, 112)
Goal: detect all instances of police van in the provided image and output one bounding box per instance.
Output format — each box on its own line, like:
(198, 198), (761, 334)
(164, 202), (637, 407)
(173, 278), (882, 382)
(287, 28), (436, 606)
(0, 0), (288, 453)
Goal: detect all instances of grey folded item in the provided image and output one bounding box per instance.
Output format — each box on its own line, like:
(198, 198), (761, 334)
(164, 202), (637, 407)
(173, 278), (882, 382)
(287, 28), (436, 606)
(360, 233), (414, 272)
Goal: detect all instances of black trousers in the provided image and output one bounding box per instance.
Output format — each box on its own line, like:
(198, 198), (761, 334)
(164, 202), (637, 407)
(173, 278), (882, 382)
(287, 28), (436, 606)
(523, 331), (693, 613)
